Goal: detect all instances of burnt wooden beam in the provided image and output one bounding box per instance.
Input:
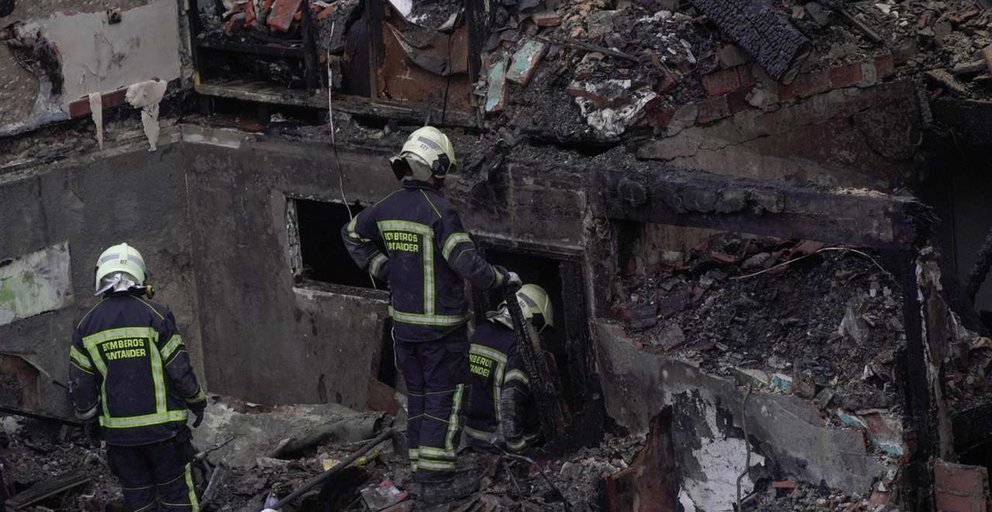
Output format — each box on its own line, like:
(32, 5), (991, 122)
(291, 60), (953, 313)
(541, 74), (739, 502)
(301, 0), (321, 92)
(367, 0), (385, 98)
(187, 2), (204, 85)
(465, 0), (491, 82)
(194, 80), (477, 126)
(898, 250), (933, 511)
(7, 471), (91, 510)
(688, 0), (810, 83)
(605, 168), (921, 249)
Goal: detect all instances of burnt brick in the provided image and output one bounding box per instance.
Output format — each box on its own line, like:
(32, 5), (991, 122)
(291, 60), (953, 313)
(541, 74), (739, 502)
(727, 89), (751, 114)
(936, 460), (990, 498)
(875, 53), (895, 79)
(777, 81), (796, 101)
(701, 68), (741, 96)
(696, 95), (730, 124)
(268, 0), (301, 32)
(794, 70), (830, 98)
(935, 491), (986, 512)
(828, 62), (863, 89)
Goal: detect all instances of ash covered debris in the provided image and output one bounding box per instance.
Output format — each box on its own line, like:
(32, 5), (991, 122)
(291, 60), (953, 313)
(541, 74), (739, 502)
(616, 234), (907, 413)
(0, 417), (120, 511)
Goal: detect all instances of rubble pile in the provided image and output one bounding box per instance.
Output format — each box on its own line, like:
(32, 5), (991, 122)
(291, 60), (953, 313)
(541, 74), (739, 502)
(194, 0), (992, 142)
(0, 418), (120, 510)
(206, 443), (402, 511)
(0, 391), (639, 511)
(749, 479), (896, 511)
(617, 235), (907, 412)
(479, 0), (719, 137)
(942, 304), (992, 412)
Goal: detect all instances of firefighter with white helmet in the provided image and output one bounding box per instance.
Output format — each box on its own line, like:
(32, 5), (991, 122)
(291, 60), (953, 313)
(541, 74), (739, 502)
(342, 126), (520, 502)
(464, 284), (554, 453)
(69, 243), (207, 512)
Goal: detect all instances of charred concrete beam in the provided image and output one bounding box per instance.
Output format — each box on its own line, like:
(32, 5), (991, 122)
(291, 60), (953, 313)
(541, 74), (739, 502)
(688, 0), (810, 83)
(605, 168), (921, 249)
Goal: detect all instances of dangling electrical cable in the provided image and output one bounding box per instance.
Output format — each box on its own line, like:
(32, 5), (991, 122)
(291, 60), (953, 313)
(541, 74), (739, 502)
(327, 24), (377, 289)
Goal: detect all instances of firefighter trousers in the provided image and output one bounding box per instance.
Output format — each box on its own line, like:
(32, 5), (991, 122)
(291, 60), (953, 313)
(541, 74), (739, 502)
(107, 429), (199, 512)
(395, 327), (469, 481)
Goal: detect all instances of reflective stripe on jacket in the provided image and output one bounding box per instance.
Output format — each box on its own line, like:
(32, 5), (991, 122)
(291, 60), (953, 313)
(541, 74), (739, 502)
(468, 321), (537, 450)
(68, 292), (205, 446)
(342, 180), (506, 342)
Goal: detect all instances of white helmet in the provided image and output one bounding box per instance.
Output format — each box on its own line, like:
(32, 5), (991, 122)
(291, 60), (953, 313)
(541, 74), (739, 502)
(94, 243), (146, 293)
(389, 126), (457, 181)
(492, 284), (555, 333)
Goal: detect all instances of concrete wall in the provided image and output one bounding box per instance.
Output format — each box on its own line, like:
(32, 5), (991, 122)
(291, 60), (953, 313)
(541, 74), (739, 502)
(182, 128), (397, 407)
(178, 126), (609, 406)
(594, 321), (894, 501)
(0, 139), (200, 415)
(0, 0), (182, 134)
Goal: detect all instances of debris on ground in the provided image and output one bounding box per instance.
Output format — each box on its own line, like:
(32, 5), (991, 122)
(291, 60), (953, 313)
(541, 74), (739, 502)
(0, 417), (120, 510)
(617, 234), (906, 413)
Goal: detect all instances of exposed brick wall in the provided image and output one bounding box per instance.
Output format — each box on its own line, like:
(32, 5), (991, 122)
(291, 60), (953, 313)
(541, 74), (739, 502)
(935, 459), (990, 512)
(648, 52), (898, 132)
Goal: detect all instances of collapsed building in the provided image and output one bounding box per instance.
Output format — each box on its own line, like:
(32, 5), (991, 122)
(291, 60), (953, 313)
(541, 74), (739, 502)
(2, 0), (992, 509)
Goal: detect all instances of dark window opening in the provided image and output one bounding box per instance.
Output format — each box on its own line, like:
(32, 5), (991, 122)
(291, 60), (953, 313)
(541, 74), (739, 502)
(918, 139), (992, 329)
(289, 198), (386, 290)
(473, 245), (595, 414)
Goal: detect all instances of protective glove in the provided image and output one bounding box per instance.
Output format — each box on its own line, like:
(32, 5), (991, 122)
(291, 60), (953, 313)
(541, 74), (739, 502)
(189, 399), (207, 428)
(506, 271), (522, 288)
(497, 266), (522, 288)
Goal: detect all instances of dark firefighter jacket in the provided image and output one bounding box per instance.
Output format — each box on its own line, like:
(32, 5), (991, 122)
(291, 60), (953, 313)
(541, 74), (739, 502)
(341, 180), (507, 342)
(466, 321), (538, 451)
(68, 291), (206, 447)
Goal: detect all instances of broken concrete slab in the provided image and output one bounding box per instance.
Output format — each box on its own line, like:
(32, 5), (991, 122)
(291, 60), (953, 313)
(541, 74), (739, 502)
(595, 321), (891, 495)
(195, 396), (389, 469)
(0, 242), (73, 327)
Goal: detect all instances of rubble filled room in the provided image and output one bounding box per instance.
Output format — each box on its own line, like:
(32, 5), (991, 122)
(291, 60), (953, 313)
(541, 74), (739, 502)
(3, 0), (992, 510)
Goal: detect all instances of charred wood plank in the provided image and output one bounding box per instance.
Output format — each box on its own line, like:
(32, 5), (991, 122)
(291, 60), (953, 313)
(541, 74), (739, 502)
(0, 405), (81, 427)
(464, 0), (491, 82)
(687, 0), (810, 82)
(606, 168), (921, 249)
(6, 471), (91, 510)
(300, 0), (321, 91)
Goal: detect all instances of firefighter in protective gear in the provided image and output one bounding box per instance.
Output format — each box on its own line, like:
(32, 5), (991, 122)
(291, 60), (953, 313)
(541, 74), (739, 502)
(69, 243), (207, 512)
(342, 126), (520, 487)
(464, 284), (553, 453)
